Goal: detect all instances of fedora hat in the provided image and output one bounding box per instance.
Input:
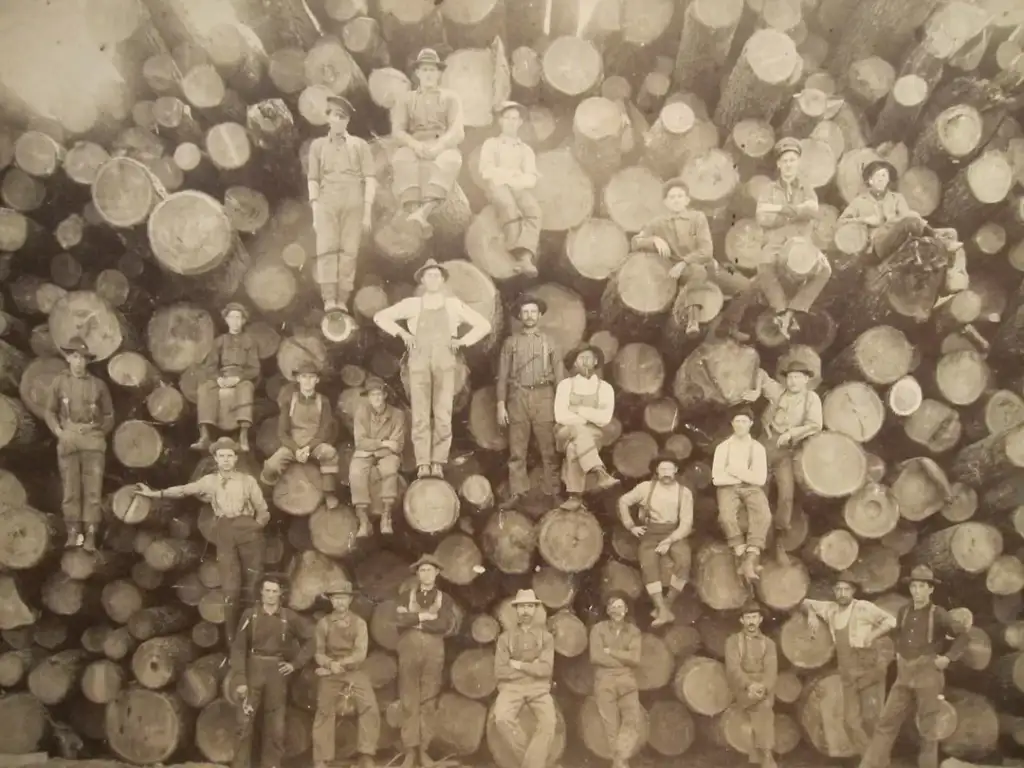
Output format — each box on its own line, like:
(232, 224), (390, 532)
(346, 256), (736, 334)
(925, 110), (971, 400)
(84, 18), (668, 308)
(323, 580), (357, 597)
(60, 336), (95, 360)
(363, 376), (388, 394)
(410, 554), (444, 573)
(495, 100), (527, 118)
(834, 571), (859, 590)
(294, 360), (321, 376)
(740, 599), (764, 617)
(325, 95), (354, 117)
(413, 48), (446, 70)
(649, 453), (681, 475)
(774, 137), (802, 158)
(222, 302), (250, 322)
(413, 258), (449, 284)
(862, 159), (898, 185)
(904, 565), (939, 585)
(566, 343), (605, 370)
(511, 294), (548, 316)
(510, 589), (541, 606)
(209, 436), (240, 455)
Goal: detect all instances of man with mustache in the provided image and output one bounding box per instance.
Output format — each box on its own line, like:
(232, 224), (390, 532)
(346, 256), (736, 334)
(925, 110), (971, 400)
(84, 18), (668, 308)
(725, 600), (778, 768)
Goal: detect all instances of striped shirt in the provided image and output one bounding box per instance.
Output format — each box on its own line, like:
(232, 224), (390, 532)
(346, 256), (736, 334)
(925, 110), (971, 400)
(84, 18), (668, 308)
(496, 330), (564, 403)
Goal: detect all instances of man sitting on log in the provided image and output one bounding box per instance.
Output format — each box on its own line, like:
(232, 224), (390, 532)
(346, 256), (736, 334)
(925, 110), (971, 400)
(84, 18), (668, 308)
(493, 589), (557, 768)
(553, 344), (620, 510)
(373, 258), (491, 480)
(349, 376), (406, 536)
(478, 100), (541, 277)
(260, 360), (340, 510)
(857, 565), (969, 768)
(230, 573), (314, 768)
(801, 571), (897, 753)
(395, 554), (454, 768)
(44, 336), (114, 552)
(725, 600), (779, 768)
(496, 294), (564, 511)
(839, 159), (923, 260)
(193, 302), (259, 453)
(390, 48), (465, 232)
(313, 581), (380, 768)
(713, 407), (770, 582)
(308, 95), (376, 315)
(617, 454), (694, 628)
(590, 592), (643, 768)
(135, 437), (270, 644)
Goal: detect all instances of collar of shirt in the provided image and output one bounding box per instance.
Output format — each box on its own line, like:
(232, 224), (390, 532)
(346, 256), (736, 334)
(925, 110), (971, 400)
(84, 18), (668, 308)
(330, 611), (354, 625)
(869, 189), (888, 200)
(296, 391), (318, 400)
(260, 606), (282, 617)
(574, 374), (599, 384)
(329, 132), (350, 144)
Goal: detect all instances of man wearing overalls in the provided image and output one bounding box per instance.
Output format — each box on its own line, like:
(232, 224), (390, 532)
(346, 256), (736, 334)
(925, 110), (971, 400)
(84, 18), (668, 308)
(725, 600), (778, 768)
(802, 572), (897, 752)
(373, 258), (492, 479)
(617, 454), (694, 628)
(858, 565), (969, 768)
(308, 95), (376, 314)
(590, 592), (643, 768)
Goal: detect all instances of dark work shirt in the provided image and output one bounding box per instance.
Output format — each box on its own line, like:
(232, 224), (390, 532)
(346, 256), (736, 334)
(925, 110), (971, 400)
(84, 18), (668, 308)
(395, 586), (450, 636)
(896, 603), (969, 662)
(201, 331), (260, 382)
(230, 606), (315, 681)
(496, 330), (564, 403)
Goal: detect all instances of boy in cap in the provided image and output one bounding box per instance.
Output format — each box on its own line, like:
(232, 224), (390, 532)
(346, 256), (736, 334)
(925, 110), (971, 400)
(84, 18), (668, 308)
(260, 360), (340, 510)
(496, 294), (564, 509)
(478, 100), (541, 276)
(590, 592), (643, 768)
(802, 573), (897, 751)
(349, 376), (406, 536)
(617, 454), (694, 627)
(858, 566), (970, 768)
(725, 601), (778, 768)
(308, 95), (376, 314)
(194, 302), (260, 453)
(395, 554), (454, 768)
(374, 259), (491, 479)
(493, 589), (557, 768)
(44, 336), (114, 551)
(391, 48), (465, 231)
(839, 159), (921, 259)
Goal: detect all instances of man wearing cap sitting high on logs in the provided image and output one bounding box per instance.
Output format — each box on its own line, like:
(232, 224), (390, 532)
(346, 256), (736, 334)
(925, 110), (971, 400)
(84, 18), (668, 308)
(308, 95), (376, 315)
(858, 565), (969, 768)
(350, 376), (406, 537)
(374, 258), (491, 479)
(801, 572), (897, 752)
(44, 336), (114, 552)
(390, 48), (465, 232)
(135, 437), (270, 644)
(725, 600), (779, 768)
(617, 454), (694, 628)
(496, 294), (564, 511)
(260, 360), (340, 510)
(478, 100), (541, 277)
(194, 302), (260, 453)
(493, 589), (557, 768)
(590, 592), (643, 768)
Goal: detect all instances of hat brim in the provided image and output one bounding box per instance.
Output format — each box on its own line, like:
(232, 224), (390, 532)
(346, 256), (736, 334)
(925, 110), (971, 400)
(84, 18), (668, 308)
(60, 346), (96, 359)
(781, 365), (814, 377)
(409, 557), (444, 572)
(862, 160), (898, 184)
(510, 599), (541, 606)
(415, 60), (446, 71)
(414, 263), (449, 282)
(903, 575), (939, 585)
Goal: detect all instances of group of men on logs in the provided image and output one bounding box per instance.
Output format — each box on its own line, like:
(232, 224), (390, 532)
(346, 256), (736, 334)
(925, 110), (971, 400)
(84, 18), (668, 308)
(37, 44), (980, 768)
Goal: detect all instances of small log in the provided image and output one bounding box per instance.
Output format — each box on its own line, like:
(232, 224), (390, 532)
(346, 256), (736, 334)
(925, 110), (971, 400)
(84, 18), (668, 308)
(403, 478), (460, 534)
(144, 538), (202, 572)
(830, 325), (915, 386)
(779, 89), (843, 139)
(872, 75), (930, 144)
(673, 655), (732, 716)
(847, 57), (895, 109)
(42, 571), (96, 616)
(0, 575), (39, 630)
(933, 350), (990, 408)
(843, 482), (900, 539)
(611, 432), (659, 480)
(914, 522), (1004, 578)
(547, 610), (588, 658)
(132, 634), (197, 689)
(537, 507), (603, 574)
(112, 419), (168, 470)
(177, 652), (228, 709)
(941, 482), (978, 523)
(102, 579), (145, 625)
(779, 611), (835, 670)
(572, 97), (626, 181)
(28, 649), (87, 705)
(0, 504), (59, 570)
(105, 688), (189, 764)
(804, 529), (860, 572)
(1, 169), (45, 213)
(714, 29), (801, 134)
(903, 398), (962, 455)
(535, 147), (595, 234)
(91, 156), (165, 228)
(674, 0), (745, 106)
(434, 532), (484, 586)
(309, 506), (360, 559)
(541, 36), (603, 104)
(600, 252), (677, 342)
(0, 647), (43, 687)
(82, 658), (126, 704)
(450, 647), (497, 700)
(892, 457), (951, 522)
(128, 605), (193, 641)
(987, 555), (1024, 596)
(911, 105), (984, 176)
(756, 555), (810, 610)
(952, 424), (1024, 487)
(822, 381), (885, 443)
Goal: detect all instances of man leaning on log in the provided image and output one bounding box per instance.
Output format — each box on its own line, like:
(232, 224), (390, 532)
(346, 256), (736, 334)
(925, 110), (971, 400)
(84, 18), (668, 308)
(590, 592), (643, 768)
(725, 600), (779, 768)
(350, 376), (406, 536)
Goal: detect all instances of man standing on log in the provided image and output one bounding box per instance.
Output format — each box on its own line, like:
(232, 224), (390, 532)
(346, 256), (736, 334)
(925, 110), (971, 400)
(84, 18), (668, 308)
(801, 572), (897, 752)
(194, 302), (259, 453)
(617, 454), (694, 628)
(307, 95), (376, 315)
(230, 573), (314, 768)
(554, 344), (619, 510)
(590, 592), (642, 768)
(134, 437), (269, 644)
(44, 336), (114, 552)
(260, 360), (340, 510)
(313, 581), (380, 768)
(349, 376), (405, 536)
(725, 600), (778, 768)
(493, 589), (557, 768)
(390, 48), (465, 232)
(373, 258), (491, 480)
(713, 408), (770, 582)
(478, 101), (541, 277)
(858, 565), (969, 768)
(497, 295), (564, 510)
(395, 554), (454, 768)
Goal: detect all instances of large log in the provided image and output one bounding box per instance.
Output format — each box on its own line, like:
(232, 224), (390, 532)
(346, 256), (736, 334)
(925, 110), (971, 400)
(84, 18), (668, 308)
(913, 523), (1004, 579)
(952, 424), (1024, 487)
(105, 688), (190, 764)
(714, 29), (801, 134)
(0, 504), (59, 571)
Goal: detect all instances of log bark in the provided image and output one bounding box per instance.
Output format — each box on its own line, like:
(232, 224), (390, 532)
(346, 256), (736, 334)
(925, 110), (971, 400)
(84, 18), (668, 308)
(714, 29), (801, 134)
(914, 522), (1004, 578)
(952, 424), (1024, 487)
(600, 252), (677, 342)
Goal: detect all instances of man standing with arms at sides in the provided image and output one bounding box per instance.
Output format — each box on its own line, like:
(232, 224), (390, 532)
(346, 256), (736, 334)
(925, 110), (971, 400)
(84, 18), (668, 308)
(349, 376), (406, 536)
(590, 592), (643, 768)
(308, 95), (376, 316)
(496, 295), (564, 510)
(44, 336), (114, 552)
(617, 455), (694, 628)
(373, 258), (491, 479)
(802, 573), (897, 752)
(134, 437), (269, 645)
(725, 601), (779, 768)
(313, 582), (380, 768)
(493, 589), (557, 768)
(230, 573), (314, 768)
(858, 566), (970, 768)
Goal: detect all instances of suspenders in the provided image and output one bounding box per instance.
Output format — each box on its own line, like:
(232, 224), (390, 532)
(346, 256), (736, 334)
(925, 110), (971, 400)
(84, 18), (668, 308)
(640, 481), (685, 525)
(897, 604), (936, 646)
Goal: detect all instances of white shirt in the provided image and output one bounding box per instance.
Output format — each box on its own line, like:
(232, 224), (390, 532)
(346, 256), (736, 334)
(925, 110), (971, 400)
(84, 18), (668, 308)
(712, 435), (768, 487)
(373, 295), (492, 343)
(803, 598), (897, 648)
(554, 375), (615, 427)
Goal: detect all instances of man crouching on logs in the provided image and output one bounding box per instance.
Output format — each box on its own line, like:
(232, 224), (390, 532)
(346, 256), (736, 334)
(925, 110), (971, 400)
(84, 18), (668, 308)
(617, 454), (694, 627)
(590, 592), (643, 768)
(725, 600), (779, 768)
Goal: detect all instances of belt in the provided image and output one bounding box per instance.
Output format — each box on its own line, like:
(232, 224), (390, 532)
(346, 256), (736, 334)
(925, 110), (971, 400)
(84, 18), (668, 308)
(513, 382), (553, 390)
(251, 653), (282, 660)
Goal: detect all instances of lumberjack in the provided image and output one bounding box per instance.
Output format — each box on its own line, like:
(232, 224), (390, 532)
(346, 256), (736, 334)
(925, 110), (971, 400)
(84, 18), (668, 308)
(617, 454), (694, 628)
(349, 376), (406, 536)
(801, 572), (897, 752)
(373, 258), (491, 479)
(44, 336), (114, 552)
(307, 95), (376, 315)
(725, 600), (779, 768)
(230, 573), (314, 768)
(496, 294), (564, 510)
(840, 159), (928, 260)
(590, 592), (643, 768)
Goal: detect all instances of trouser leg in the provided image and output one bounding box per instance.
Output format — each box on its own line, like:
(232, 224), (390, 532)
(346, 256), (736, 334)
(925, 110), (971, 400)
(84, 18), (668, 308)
(59, 450), (82, 523)
(717, 487), (744, 548)
(261, 665), (288, 768)
(431, 363), (455, 464)
(349, 454), (374, 505)
(260, 447), (296, 485)
(858, 680), (914, 768)
(348, 671), (381, 756)
(312, 677), (341, 764)
(507, 389), (532, 496)
(408, 366), (433, 466)
(80, 450), (105, 524)
(521, 691), (557, 768)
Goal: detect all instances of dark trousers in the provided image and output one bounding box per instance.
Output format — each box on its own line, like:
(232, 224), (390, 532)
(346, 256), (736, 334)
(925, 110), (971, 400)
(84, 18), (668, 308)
(859, 656), (944, 768)
(58, 447), (104, 524)
(312, 670), (380, 761)
(507, 386), (557, 496)
(215, 517), (266, 641)
(398, 631), (445, 749)
(762, 438), (795, 531)
(234, 656), (287, 768)
(486, 183), (541, 256)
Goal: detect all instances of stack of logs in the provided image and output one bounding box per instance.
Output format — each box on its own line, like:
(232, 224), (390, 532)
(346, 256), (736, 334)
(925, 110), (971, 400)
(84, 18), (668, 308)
(1, 0), (1024, 764)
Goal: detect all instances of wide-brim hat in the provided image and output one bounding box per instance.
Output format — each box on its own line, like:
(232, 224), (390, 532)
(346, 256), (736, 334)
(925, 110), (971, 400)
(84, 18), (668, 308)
(604, 590), (633, 612)
(323, 581), (357, 597)
(222, 302), (249, 321)
(834, 571), (859, 590)
(904, 565), (940, 585)
(566, 343), (605, 370)
(649, 453), (681, 474)
(862, 159), (898, 185)
(60, 336), (95, 360)
(661, 176), (689, 197)
(413, 48), (446, 71)
(780, 359), (815, 377)
(325, 95), (354, 117)
(774, 137), (802, 158)
(294, 360), (321, 376)
(510, 589), (541, 606)
(494, 100), (527, 118)
(413, 258), (449, 284)
(363, 376), (388, 394)
(410, 554), (444, 573)
(740, 599), (764, 617)
(209, 436), (240, 455)
(511, 294), (547, 316)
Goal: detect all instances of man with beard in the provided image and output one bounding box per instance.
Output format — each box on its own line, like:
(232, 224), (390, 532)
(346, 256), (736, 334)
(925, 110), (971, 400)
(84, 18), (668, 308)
(590, 592), (643, 768)
(725, 600), (778, 768)
(802, 572), (897, 752)
(617, 454), (694, 627)
(496, 294), (564, 509)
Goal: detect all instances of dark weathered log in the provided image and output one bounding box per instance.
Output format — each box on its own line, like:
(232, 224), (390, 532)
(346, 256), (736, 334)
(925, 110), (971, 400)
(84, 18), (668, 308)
(105, 688), (190, 764)
(913, 522), (1003, 578)
(28, 649), (87, 705)
(952, 424), (1024, 487)
(600, 252), (677, 342)
(714, 29), (801, 133)
(0, 692), (47, 754)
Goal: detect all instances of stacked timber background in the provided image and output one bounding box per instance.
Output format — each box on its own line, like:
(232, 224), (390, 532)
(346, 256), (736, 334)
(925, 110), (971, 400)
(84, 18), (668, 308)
(1, 0), (1024, 765)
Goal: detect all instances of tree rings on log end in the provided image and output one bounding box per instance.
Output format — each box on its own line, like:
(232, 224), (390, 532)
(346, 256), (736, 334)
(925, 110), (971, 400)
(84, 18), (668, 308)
(112, 485), (157, 524)
(91, 156), (160, 228)
(105, 688), (187, 764)
(936, 350), (990, 407)
(564, 217), (630, 284)
(537, 507), (603, 573)
(148, 190), (234, 276)
(113, 420), (164, 469)
(695, 541), (748, 611)
(946, 522), (1005, 575)
(48, 291), (124, 362)
(824, 382), (885, 442)
(542, 37), (602, 100)
(673, 655), (732, 716)
(756, 557), (809, 610)
(535, 148), (595, 233)
(321, 310), (358, 344)
(795, 431), (866, 498)
(888, 375), (923, 417)
(403, 478), (460, 534)
(843, 482), (900, 539)
(273, 463), (325, 516)
(308, 505), (361, 558)
(847, 325), (915, 386)
(892, 457), (951, 522)
(434, 532), (484, 586)
(603, 165), (663, 234)
(0, 505), (54, 571)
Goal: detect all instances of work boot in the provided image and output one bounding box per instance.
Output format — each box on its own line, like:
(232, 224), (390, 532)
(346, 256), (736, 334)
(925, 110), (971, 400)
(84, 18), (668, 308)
(589, 466), (620, 491)
(82, 524), (98, 553)
(430, 463), (444, 478)
(380, 510), (394, 535)
(739, 549), (761, 582)
(685, 304), (701, 337)
(650, 592), (675, 628)
(238, 426), (250, 453)
(559, 494), (583, 510)
(190, 425), (212, 452)
(399, 750), (417, 768)
(419, 747), (435, 767)
(65, 522), (82, 549)
(417, 464), (432, 479)
(354, 505), (371, 538)
(322, 474), (339, 510)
